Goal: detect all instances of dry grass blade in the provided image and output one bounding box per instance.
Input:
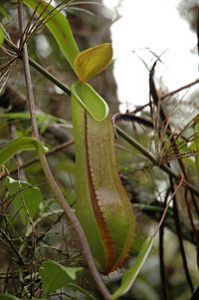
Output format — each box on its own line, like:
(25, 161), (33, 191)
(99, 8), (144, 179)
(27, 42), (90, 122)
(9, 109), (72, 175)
(19, 0), (49, 50)
(173, 113), (199, 142)
(149, 60), (199, 168)
(0, 59), (16, 94)
(72, 1), (102, 5)
(0, 33), (18, 94)
(20, 0), (55, 48)
(158, 116), (199, 163)
(0, 45), (17, 58)
(22, 0), (74, 45)
(153, 175), (184, 237)
(64, 6), (95, 16)
(21, 0), (99, 47)
(0, 25), (17, 58)
(0, 25), (18, 93)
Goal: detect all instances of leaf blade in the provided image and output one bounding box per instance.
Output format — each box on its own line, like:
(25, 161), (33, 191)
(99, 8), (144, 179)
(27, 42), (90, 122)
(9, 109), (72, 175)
(39, 260), (82, 295)
(0, 137), (47, 167)
(74, 43), (113, 82)
(111, 237), (154, 300)
(7, 177), (42, 225)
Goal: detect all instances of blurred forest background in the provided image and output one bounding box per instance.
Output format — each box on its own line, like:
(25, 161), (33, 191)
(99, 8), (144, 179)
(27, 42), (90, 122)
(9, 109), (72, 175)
(0, 0), (198, 299)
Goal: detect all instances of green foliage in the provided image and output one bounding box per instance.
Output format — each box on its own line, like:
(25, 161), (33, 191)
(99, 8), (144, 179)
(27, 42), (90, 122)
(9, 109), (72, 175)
(0, 137), (47, 167)
(23, 0), (110, 125)
(0, 111), (69, 134)
(0, 1), (197, 299)
(74, 43), (113, 82)
(39, 260), (82, 295)
(6, 177), (42, 225)
(24, 0), (136, 278)
(112, 237), (154, 299)
(23, 0), (79, 68)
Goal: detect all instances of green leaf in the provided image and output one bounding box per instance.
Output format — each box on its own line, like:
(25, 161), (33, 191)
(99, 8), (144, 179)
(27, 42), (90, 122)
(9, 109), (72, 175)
(0, 25), (4, 46)
(39, 260), (83, 295)
(0, 111), (70, 133)
(0, 112), (32, 120)
(74, 43), (113, 82)
(23, 0), (79, 68)
(0, 294), (19, 300)
(0, 111), (64, 123)
(0, 137), (47, 167)
(111, 237), (154, 300)
(7, 177), (42, 225)
(71, 82), (109, 122)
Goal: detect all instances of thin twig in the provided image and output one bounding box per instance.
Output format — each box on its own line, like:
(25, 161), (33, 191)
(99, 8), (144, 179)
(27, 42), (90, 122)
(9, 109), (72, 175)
(153, 175), (184, 237)
(149, 62), (199, 215)
(116, 126), (199, 198)
(17, 2), (111, 299)
(161, 78), (199, 100)
(18, 4), (39, 138)
(37, 153), (112, 300)
(184, 188), (199, 268)
(159, 190), (170, 300)
(169, 177), (194, 293)
(0, 228), (25, 266)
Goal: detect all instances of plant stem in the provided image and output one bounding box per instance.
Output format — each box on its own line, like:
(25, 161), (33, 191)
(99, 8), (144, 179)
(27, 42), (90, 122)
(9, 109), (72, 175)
(38, 152), (112, 300)
(28, 57), (71, 96)
(18, 6), (39, 139)
(4, 36), (71, 96)
(17, 2), (111, 299)
(159, 191), (170, 300)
